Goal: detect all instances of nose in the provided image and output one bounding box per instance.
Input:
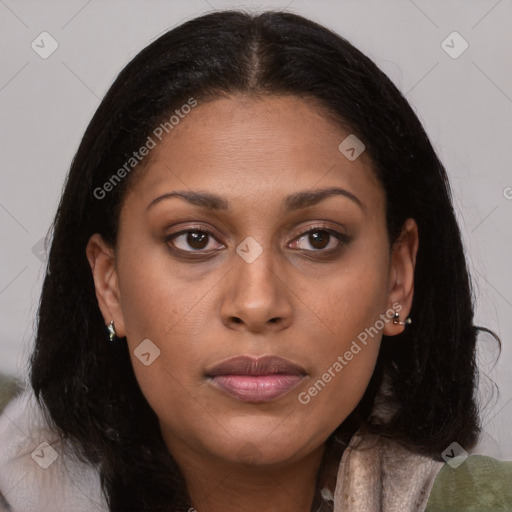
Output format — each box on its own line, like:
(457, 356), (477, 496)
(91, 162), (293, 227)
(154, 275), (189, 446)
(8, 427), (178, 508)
(220, 248), (293, 333)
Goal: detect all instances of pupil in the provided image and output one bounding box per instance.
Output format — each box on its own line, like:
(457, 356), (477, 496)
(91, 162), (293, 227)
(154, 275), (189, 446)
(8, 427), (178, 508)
(188, 231), (207, 249)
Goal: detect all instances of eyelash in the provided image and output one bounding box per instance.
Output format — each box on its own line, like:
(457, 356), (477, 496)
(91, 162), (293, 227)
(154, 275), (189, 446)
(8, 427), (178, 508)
(165, 224), (349, 257)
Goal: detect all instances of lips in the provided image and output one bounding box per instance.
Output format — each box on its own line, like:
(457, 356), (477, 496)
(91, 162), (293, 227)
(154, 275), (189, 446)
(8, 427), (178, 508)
(206, 355), (307, 403)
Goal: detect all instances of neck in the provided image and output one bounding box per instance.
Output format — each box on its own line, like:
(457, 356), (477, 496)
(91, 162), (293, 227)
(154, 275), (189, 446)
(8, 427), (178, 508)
(169, 443), (327, 512)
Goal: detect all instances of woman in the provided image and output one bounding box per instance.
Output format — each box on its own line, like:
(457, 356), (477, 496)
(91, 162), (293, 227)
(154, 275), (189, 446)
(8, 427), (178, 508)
(0, 9), (510, 512)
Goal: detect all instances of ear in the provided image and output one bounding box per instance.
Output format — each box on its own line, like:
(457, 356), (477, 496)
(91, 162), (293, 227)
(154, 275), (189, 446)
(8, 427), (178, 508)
(85, 233), (126, 337)
(383, 218), (419, 336)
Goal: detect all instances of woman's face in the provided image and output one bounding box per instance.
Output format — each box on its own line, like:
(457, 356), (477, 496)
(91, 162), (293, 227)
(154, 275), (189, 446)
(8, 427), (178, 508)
(87, 95), (417, 470)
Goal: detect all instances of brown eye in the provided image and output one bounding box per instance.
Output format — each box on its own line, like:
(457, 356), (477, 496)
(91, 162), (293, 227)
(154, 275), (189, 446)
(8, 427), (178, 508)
(186, 231), (209, 250)
(308, 231), (330, 249)
(289, 228), (348, 252)
(167, 228), (224, 252)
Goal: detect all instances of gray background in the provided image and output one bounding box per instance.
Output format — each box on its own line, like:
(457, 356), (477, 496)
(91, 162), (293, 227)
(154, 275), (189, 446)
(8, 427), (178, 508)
(1, 0), (511, 459)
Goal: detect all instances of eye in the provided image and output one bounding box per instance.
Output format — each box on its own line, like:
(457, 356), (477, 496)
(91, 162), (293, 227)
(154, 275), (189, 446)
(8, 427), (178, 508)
(166, 227), (224, 252)
(165, 225), (348, 255)
(289, 227), (348, 252)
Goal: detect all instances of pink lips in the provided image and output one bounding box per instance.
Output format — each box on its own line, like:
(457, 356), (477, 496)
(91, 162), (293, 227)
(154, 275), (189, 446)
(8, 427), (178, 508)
(206, 355), (307, 403)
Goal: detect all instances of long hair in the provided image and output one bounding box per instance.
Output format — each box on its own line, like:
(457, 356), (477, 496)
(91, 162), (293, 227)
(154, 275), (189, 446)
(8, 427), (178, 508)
(30, 9), (493, 510)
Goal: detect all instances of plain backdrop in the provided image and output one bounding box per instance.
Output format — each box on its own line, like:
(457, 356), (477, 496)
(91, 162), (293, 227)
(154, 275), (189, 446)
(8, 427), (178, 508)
(1, 0), (511, 459)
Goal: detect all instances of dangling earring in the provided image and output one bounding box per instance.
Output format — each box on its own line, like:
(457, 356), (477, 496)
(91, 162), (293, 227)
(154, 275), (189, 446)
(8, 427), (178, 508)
(107, 320), (117, 343)
(392, 312), (412, 326)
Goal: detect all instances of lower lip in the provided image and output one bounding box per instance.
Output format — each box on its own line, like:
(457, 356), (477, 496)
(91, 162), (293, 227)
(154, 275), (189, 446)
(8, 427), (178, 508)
(209, 374), (305, 402)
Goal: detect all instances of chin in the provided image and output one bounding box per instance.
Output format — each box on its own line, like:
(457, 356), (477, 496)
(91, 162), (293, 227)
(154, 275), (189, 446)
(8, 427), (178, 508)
(206, 426), (318, 467)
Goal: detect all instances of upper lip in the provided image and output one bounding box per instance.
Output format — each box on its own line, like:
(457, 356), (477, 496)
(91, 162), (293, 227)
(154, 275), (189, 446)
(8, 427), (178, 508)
(206, 355), (307, 377)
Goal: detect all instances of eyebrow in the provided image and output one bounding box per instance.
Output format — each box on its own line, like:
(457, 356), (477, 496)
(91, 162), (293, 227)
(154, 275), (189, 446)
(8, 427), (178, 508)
(146, 186), (363, 212)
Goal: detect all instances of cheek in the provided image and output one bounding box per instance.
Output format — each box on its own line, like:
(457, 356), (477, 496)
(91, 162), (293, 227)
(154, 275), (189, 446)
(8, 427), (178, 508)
(296, 248), (389, 428)
(298, 336), (381, 428)
(114, 248), (210, 399)
(316, 249), (390, 340)
(116, 238), (215, 344)
(296, 302), (383, 440)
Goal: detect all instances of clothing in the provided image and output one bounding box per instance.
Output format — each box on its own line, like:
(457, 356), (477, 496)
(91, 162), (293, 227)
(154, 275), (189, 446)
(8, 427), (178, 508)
(424, 454), (512, 511)
(0, 389), (107, 511)
(0, 383), (511, 511)
(333, 431), (443, 511)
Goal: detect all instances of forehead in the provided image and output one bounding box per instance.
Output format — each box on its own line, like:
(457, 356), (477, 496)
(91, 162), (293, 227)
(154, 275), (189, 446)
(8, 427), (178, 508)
(123, 94), (384, 216)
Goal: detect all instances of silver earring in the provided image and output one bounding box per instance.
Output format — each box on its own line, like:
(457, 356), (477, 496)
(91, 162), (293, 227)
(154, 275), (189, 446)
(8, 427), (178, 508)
(107, 320), (117, 343)
(392, 313), (412, 326)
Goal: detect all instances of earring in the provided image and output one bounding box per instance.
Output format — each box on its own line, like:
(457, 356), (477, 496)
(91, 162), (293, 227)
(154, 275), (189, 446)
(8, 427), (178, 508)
(392, 312), (412, 326)
(107, 320), (117, 343)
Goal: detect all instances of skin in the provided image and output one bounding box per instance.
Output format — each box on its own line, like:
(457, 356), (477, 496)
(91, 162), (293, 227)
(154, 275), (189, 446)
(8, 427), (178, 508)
(86, 95), (418, 512)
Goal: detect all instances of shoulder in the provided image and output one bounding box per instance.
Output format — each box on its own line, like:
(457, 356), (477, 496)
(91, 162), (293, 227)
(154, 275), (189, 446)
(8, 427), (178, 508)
(0, 386), (108, 511)
(425, 453), (512, 511)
